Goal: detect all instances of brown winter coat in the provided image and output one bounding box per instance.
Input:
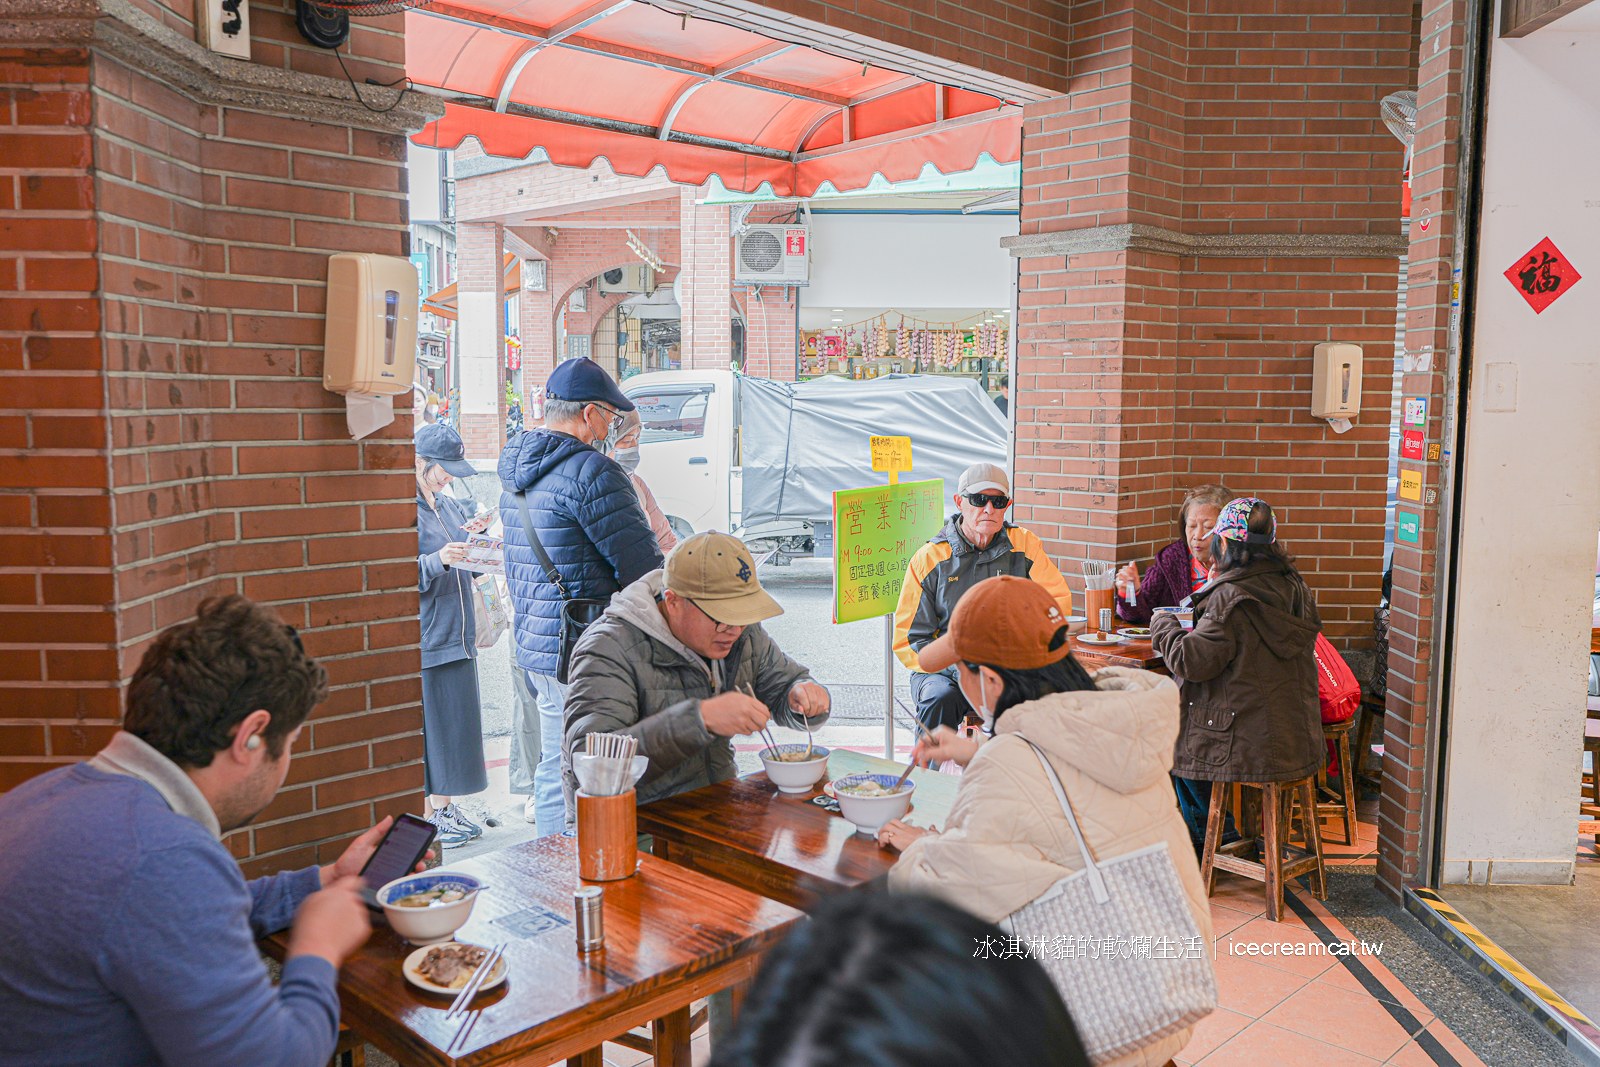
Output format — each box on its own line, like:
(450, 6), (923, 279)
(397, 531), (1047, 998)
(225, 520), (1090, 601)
(1149, 560), (1323, 783)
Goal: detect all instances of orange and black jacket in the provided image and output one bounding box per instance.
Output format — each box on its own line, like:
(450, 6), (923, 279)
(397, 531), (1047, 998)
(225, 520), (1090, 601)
(892, 515), (1075, 670)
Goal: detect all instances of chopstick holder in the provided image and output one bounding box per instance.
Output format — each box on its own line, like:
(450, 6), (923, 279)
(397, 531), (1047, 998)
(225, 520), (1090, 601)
(576, 789), (638, 881)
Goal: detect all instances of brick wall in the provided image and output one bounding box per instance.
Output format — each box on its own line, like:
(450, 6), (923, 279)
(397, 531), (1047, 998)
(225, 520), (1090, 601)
(679, 186), (731, 369)
(716, 0), (1073, 96)
(1379, 0), (1467, 897)
(736, 284), (798, 380)
(2, 9), (432, 876)
(0, 47), (113, 778)
(1010, 0), (1411, 645)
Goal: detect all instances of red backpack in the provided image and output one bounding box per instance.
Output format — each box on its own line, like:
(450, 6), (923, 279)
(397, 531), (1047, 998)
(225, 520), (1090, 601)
(1314, 633), (1361, 724)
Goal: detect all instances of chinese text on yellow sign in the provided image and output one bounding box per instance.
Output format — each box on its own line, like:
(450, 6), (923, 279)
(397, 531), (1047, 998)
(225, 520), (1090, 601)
(870, 435), (914, 474)
(833, 478), (944, 624)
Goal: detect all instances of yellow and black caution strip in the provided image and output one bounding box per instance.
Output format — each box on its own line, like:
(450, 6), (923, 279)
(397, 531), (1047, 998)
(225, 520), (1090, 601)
(1407, 886), (1600, 1066)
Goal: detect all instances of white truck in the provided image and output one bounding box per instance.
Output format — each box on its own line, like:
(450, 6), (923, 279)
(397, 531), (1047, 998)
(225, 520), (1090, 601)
(621, 369), (1009, 562)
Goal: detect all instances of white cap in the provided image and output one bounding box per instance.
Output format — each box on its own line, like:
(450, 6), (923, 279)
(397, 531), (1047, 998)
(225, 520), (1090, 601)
(957, 462), (1010, 497)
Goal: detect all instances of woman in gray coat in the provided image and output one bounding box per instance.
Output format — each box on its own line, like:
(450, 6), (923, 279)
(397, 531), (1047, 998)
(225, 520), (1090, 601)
(415, 423), (488, 847)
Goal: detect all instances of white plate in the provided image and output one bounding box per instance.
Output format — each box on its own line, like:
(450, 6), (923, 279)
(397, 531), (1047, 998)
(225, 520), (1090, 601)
(402, 942), (507, 996)
(1116, 627), (1151, 638)
(1076, 633), (1129, 645)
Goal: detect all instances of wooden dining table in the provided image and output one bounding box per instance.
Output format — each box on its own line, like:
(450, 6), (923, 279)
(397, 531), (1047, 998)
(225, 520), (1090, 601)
(262, 835), (801, 1067)
(637, 749), (959, 911)
(1067, 628), (1167, 673)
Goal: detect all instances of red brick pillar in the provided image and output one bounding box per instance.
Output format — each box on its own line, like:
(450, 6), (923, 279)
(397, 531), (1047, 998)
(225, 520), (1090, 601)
(742, 284), (797, 380)
(679, 186), (730, 369)
(519, 273), (555, 415)
(456, 221), (504, 456)
(2, 5), (442, 874)
(1378, 0), (1470, 898)
(1006, 1), (1409, 646)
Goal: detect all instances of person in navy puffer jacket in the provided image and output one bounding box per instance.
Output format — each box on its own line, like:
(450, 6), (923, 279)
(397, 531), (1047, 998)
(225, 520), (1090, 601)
(500, 358), (663, 833)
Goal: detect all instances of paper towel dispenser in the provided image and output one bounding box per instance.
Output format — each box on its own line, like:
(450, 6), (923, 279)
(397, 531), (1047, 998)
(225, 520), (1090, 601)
(322, 253), (418, 395)
(1311, 342), (1362, 421)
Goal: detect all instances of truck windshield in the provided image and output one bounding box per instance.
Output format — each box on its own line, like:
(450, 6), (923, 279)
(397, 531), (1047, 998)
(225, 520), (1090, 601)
(630, 389), (711, 443)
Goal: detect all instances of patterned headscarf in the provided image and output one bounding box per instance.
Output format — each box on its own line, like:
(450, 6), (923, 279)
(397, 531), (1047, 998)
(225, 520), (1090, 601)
(1213, 497), (1276, 544)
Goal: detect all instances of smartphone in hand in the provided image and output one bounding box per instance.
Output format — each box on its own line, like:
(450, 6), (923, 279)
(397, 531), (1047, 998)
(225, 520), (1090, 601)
(357, 813), (437, 906)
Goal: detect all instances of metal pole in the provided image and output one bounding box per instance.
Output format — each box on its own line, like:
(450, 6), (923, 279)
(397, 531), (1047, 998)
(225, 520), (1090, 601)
(884, 613), (895, 759)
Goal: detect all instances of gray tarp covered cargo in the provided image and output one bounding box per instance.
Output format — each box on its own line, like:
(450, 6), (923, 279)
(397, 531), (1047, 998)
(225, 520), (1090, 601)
(739, 374), (1008, 525)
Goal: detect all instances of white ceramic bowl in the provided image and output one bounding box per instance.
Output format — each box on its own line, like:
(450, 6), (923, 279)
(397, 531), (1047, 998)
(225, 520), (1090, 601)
(758, 743), (830, 793)
(377, 872), (483, 945)
(831, 773), (915, 834)
(1062, 615), (1088, 635)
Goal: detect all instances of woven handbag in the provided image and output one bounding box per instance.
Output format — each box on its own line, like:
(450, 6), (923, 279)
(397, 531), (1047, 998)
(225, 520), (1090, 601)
(1000, 737), (1217, 1065)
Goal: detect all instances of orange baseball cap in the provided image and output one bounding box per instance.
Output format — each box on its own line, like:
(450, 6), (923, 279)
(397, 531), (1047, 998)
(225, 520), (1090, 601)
(917, 576), (1074, 673)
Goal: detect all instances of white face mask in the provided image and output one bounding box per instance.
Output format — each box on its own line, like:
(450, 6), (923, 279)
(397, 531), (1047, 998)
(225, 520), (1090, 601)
(960, 667), (993, 730)
(613, 446), (641, 474)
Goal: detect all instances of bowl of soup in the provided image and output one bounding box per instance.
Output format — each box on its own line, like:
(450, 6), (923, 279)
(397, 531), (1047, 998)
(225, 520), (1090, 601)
(377, 872), (483, 945)
(831, 773), (915, 834)
(758, 743), (831, 794)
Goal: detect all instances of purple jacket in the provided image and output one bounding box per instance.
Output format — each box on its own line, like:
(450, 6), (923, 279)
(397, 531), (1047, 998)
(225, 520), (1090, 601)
(1117, 540), (1197, 624)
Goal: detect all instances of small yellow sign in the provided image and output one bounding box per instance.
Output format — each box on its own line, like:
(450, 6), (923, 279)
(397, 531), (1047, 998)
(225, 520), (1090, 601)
(1399, 468), (1423, 502)
(870, 436), (913, 473)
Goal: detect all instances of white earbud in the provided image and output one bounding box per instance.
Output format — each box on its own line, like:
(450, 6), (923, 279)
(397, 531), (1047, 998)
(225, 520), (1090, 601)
(245, 735), (262, 750)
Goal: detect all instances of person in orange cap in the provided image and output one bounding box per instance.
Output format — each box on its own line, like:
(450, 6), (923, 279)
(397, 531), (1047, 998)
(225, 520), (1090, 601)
(879, 576), (1214, 1067)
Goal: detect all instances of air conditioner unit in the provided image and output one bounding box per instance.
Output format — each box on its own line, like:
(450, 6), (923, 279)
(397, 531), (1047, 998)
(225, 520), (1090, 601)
(597, 264), (657, 295)
(734, 224), (809, 285)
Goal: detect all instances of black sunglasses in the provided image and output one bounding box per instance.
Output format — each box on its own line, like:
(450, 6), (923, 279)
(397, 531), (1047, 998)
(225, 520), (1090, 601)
(964, 492), (1010, 510)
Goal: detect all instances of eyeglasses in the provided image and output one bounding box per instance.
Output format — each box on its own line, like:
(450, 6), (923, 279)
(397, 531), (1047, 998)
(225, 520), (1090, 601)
(688, 597), (743, 634)
(963, 492), (1010, 510)
(589, 404), (625, 435)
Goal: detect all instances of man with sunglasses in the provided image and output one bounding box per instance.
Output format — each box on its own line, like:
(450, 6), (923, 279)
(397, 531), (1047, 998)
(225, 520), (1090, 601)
(500, 357), (665, 834)
(560, 532), (830, 821)
(893, 463), (1074, 732)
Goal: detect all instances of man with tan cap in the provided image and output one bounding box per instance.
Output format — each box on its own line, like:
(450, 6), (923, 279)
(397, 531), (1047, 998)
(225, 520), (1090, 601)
(893, 462), (1074, 732)
(560, 531), (830, 820)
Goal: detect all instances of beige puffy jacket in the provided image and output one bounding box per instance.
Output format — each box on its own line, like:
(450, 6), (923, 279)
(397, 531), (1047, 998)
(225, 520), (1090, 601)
(888, 667), (1214, 1067)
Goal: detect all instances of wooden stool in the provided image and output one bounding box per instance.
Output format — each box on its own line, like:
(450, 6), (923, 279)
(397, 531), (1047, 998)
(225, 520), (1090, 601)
(1318, 717), (1359, 846)
(1201, 776), (1327, 923)
(331, 1026), (365, 1067)
(1354, 700), (1383, 790)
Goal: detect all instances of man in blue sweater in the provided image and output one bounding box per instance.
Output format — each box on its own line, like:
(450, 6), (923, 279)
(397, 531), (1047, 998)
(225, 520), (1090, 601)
(0, 595), (416, 1067)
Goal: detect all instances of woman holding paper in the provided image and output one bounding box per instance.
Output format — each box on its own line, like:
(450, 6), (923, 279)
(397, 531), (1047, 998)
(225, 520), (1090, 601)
(414, 423), (488, 847)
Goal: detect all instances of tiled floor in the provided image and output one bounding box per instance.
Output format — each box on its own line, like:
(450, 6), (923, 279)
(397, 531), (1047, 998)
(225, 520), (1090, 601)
(1182, 871), (1488, 1067)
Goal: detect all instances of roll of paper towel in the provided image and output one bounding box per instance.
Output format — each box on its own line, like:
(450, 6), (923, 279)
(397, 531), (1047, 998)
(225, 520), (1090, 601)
(345, 391), (394, 440)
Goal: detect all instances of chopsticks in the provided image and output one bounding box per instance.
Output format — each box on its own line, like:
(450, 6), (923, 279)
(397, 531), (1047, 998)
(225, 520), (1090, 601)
(443, 941), (506, 1055)
(445, 942), (506, 1019)
(740, 683), (781, 754)
(584, 732), (638, 795)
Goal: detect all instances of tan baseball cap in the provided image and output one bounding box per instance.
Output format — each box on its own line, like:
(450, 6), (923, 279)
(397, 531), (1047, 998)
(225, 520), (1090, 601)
(917, 576), (1073, 673)
(664, 532), (783, 626)
(957, 462), (1010, 497)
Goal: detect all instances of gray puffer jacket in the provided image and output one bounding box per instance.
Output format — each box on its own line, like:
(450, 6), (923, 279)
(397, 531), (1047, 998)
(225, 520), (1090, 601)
(561, 571), (826, 822)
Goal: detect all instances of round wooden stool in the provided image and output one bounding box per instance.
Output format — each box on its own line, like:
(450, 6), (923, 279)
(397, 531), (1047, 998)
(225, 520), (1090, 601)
(1201, 776), (1327, 923)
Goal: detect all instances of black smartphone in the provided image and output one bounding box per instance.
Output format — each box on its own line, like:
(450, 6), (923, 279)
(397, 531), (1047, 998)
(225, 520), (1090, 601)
(357, 813), (437, 905)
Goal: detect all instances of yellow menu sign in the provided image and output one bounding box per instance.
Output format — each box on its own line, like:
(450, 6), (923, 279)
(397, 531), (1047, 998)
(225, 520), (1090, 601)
(870, 435), (913, 474)
(833, 478), (944, 624)
(1398, 468), (1423, 502)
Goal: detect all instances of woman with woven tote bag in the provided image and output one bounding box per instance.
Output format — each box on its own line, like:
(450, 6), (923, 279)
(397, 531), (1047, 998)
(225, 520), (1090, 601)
(880, 576), (1216, 1067)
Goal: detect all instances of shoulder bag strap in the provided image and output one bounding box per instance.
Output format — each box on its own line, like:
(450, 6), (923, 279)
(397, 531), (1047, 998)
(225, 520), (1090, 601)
(1015, 734), (1110, 905)
(514, 490), (571, 602)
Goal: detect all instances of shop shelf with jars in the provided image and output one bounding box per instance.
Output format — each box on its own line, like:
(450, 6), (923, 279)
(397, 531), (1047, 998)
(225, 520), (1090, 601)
(798, 313), (1008, 391)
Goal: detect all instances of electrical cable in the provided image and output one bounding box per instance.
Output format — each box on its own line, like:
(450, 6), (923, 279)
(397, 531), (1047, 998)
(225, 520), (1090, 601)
(335, 43), (409, 113)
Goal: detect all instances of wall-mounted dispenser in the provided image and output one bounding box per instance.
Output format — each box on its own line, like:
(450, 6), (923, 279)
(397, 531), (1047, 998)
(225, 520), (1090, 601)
(1311, 342), (1362, 433)
(322, 253), (418, 439)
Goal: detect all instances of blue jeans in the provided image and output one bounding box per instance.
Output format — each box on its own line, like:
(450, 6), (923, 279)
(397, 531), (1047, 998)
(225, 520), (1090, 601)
(524, 671), (570, 836)
(1171, 775), (1237, 856)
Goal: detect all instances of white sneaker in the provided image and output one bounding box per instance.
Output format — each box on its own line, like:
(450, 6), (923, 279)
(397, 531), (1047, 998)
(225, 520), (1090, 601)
(524, 795), (538, 824)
